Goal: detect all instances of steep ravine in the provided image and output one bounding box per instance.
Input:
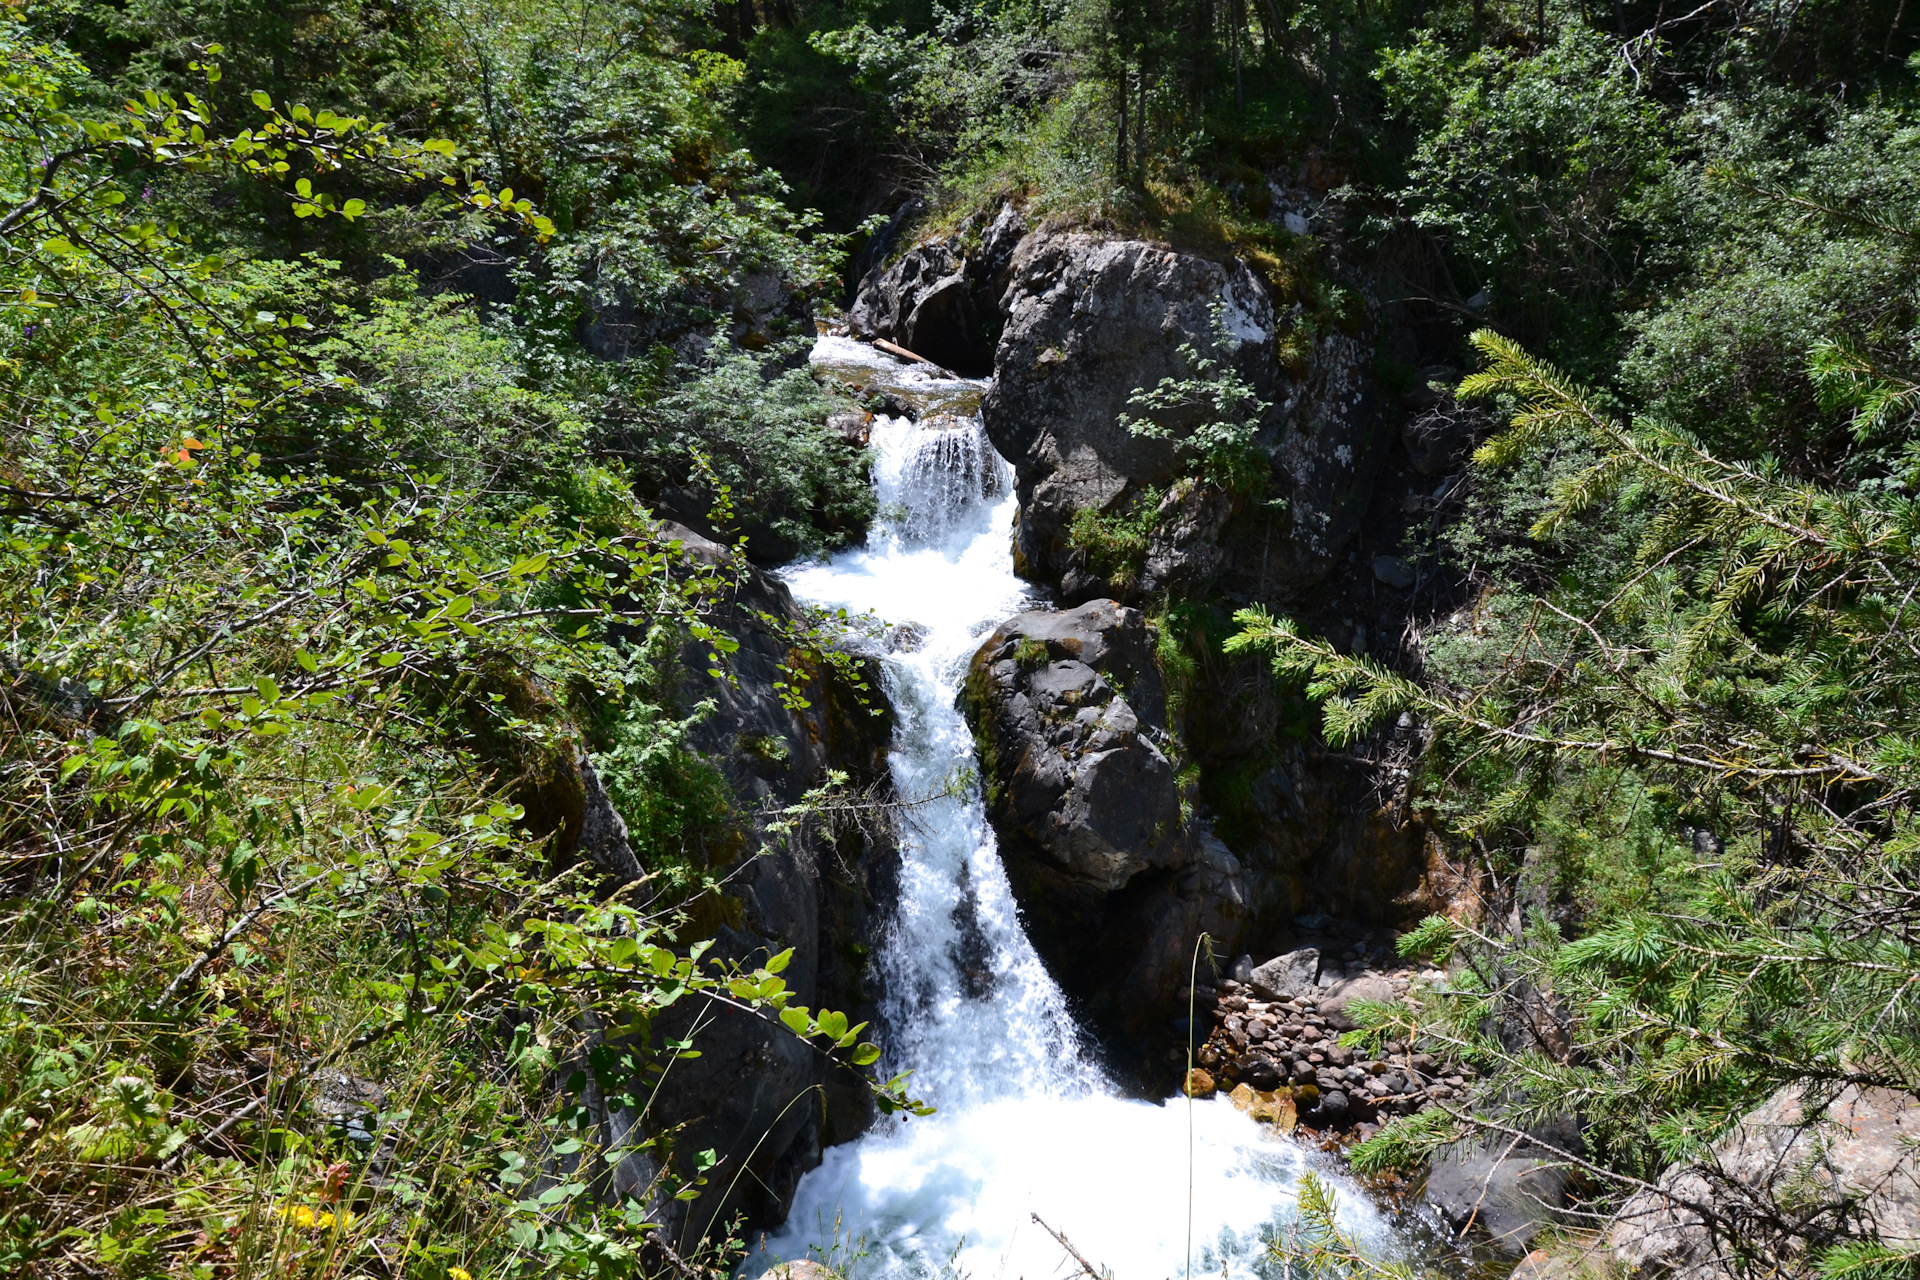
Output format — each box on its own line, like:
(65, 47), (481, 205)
(731, 336), (1410, 1279)
(859, 209), (1466, 1080)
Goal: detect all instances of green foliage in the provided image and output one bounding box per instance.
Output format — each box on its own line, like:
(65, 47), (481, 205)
(1230, 330), (1920, 1275)
(1066, 486), (1161, 590)
(0, 16), (907, 1278)
(1119, 316), (1275, 500)
(619, 339), (876, 558)
(433, 0), (840, 316)
(1375, 24), (1669, 359)
(1620, 100), (1920, 481)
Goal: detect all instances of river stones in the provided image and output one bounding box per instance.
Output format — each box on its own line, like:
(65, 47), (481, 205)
(1250, 948), (1321, 1000)
(1192, 940), (1489, 1137)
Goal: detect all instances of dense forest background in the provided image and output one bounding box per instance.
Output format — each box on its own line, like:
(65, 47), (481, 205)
(4, 0), (1919, 1276)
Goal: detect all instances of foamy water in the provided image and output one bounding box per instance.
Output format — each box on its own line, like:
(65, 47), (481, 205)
(740, 335), (1395, 1279)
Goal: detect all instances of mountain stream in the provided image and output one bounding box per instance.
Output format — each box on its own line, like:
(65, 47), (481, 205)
(741, 336), (1403, 1279)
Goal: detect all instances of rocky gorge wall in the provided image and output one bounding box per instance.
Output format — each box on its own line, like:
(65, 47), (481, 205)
(853, 200), (1482, 1077)
(528, 523), (899, 1252)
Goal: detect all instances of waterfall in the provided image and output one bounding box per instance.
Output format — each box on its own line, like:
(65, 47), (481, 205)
(743, 336), (1395, 1279)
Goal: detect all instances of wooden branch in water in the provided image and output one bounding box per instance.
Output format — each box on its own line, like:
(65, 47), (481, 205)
(872, 337), (954, 376)
(1031, 1213), (1111, 1280)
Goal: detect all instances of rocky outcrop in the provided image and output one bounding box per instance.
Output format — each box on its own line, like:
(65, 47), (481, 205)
(961, 599), (1249, 1046)
(980, 233), (1281, 598)
(1609, 1085), (1920, 1279)
(904, 226), (1386, 603)
(578, 525), (897, 1250)
(847, 202), (1025, 375)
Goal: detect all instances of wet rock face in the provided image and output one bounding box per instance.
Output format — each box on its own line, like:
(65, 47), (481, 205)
(848, 202), (1025, 376)
(966, 600), (1181, 891)
(981, 233), (1279, 595)
(580, 531), (897, 1247)
(961, 599), (1249, 1049)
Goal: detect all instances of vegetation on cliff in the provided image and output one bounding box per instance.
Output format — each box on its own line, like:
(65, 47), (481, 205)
(745, 0), (1920, 1272)
(10, 0), (1920, 1274)
(0, 5), (909, 1277)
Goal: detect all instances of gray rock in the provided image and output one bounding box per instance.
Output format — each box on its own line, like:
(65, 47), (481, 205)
(827, 407), (872, 446)
(573, 749), (643, 886)
(848, 203), (1025, 375)
(1250, 948), (1322, 1001)
(1426, 1147), (1571, 1255)
(981, 233), (1280, 595)
(1140, 481), (1235, 596)
(1244, 1056), (1283, 1090)
(960, 599), (1248, 1043)
(1318, 971), (1401, 1027)
(581, 557), (897, 1246)
(1373, 554), (1416, 590)
(1609, 1085), (1920, 1280)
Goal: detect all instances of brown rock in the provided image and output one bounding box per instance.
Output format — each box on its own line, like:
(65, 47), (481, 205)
(1184, 1069), (1217, 1098)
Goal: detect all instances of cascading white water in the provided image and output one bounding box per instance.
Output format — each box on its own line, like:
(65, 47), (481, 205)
(742, 336), (1396, 1279)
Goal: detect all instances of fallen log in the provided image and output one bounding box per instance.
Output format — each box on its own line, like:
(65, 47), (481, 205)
(872, 337), (955, 376)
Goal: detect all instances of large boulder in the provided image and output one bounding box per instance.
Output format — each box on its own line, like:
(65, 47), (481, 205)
(960, 599), (1248, 1048)
(1609, 1085), (1920, 1279)
(965, 599), (1182, 893)
(981, 233), (1278, 596)
(978, 228), (1390, 601)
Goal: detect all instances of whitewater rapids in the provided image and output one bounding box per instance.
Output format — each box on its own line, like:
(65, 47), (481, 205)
(740, 336), (1396, 1280)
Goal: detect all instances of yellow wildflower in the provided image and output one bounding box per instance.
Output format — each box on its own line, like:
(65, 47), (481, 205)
(449, 1268), (474, 1280)
(277, 1203), (353, 1232)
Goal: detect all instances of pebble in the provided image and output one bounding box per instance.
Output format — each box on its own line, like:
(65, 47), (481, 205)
(1193, 949), (1471, 1137)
